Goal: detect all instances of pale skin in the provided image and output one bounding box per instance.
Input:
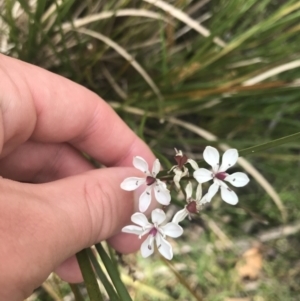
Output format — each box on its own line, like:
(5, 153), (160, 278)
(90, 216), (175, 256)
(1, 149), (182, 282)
(0, 54), (155, 300)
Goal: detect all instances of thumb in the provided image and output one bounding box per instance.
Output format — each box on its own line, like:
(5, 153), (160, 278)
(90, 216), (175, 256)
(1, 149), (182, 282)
(43, 167), (140, 249)
(0, 167), (140, 300)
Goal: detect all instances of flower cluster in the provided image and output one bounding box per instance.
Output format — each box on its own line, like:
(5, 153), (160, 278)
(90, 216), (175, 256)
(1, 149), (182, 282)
(121, 146), (250, 260)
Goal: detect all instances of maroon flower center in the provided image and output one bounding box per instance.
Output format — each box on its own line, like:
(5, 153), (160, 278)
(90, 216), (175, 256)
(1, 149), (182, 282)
(186, 201), (197, 214)
(215, 172), (228, 180)
(146, 176), (156, 186)
(149, 227), (158, 236)
(174, 154), (188, 169)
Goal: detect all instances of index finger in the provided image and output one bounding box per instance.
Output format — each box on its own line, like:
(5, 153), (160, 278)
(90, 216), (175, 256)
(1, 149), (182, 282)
(0, 54), (154, 166)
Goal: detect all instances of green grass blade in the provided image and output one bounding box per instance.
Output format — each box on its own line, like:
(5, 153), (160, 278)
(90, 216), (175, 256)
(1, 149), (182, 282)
(76, 248), (104, 301)
(86, 248), (121, 301)
(107, 245), (121, 276)
(239, 132), (300, 156)
(95, 243), (133, 301)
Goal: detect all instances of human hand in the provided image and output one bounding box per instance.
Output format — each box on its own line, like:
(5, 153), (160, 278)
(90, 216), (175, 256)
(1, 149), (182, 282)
(0, 54), (155, 300)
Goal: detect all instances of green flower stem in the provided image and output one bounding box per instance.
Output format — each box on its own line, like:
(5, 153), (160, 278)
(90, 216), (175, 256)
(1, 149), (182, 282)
(95, 243), (133, 301)
(86, 248), (121, 301)
(76, 248), (103, 301)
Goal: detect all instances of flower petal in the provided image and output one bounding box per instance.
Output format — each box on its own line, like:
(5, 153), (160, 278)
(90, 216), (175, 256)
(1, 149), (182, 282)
(199, 193), (211, 205)
(139, 186), (152, 212)
(156, 235), (173, 260)
(131, 212), (150, 227)
(133, 156), (149, 173)
(140, 235), (154, 258)
(196, 183), (202, 201)
(207, 182), (219, 200)
(122, 225), (143, 235)
(185, 182), (193, 200)
(173, 168), (183, 190)
(219, 149), (238, 172)
(203, 146), (220, 170)
(187, 158), (199, 170)
(158, 180), (167, 189)
(161, 222), (183, 238)
(154, 182), (171, 205)
(120, 177), (145, 191)
(193, 168), (213, 183)
(225, 172), (250, 187)
(220, 185), (238, 205)
(151, 208), (166, 225)
(172, 208), (189, 224)
(152, 159), (160, 177)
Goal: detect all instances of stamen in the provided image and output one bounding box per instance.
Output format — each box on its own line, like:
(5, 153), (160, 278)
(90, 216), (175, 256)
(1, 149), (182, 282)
(186, 201), (198, 214)
(174, 154), (188, 169)
(146, 176), (156, 186)
(215, 172), (227, 180)
(149, 227), (158, 236)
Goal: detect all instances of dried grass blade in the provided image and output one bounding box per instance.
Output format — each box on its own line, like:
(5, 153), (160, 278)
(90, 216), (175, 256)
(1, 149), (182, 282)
(258, 222), (300, 242)
(202, 216), (234, 249)
(76, 28), (163, 101)
(62, 9), (171, 31)
(41, 281), (63, 301)
(143, 0), (226, 47)
(102, 66), (127, 100)
(120, 273), (176, 300)
(41, 0), (62, 23)
(243, 59), (300, 86)
(109, 102), (156, 117)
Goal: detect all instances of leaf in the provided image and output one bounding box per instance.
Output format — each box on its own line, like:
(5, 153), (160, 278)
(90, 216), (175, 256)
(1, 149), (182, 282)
(236, 247), (263, 280)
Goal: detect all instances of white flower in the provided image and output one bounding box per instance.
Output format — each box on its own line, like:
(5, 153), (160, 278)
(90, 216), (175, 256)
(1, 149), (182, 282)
(169, 149), (199, 189)
(172, 182), (202, 224)
(120, 156), (171, 212)
(193, 146), (250, 205)
(122, 208), (183, 260)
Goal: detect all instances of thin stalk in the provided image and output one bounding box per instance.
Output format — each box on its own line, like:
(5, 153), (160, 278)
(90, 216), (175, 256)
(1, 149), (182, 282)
(95, 243), (133, 301)
(161, 256), (203, 301)
(76, 248), (103, 301)
(239, 131), (300, 156)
